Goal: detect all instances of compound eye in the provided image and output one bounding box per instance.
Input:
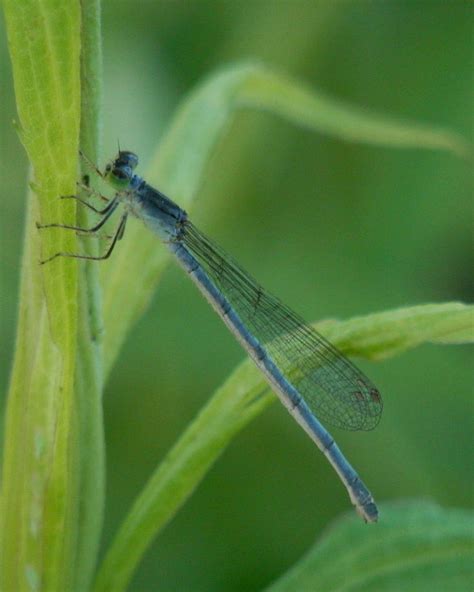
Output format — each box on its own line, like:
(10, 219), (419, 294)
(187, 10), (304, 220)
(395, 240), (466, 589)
(128, 153), (139, 170)
(120, 151), (139, 171)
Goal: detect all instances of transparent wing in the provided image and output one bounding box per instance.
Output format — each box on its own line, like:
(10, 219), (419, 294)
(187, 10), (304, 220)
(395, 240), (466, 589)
(182, 221), (382, 431)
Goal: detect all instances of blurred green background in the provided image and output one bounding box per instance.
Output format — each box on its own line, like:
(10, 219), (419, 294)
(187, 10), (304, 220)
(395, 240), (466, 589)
(1, 2), (472, 591)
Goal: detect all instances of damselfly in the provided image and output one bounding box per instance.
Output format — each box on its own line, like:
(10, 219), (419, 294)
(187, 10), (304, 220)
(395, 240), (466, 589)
(38, 151), (383, 522)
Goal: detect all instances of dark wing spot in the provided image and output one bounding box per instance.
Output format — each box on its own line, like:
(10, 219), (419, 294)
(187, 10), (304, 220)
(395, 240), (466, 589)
(370, 388), (381, 404)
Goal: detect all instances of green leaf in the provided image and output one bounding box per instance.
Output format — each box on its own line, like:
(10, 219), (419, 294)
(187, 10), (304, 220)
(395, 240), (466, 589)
(1, 1), (81, 590)
(238, 68), (472, 158)
(101, 63), (471, 376)
(265, 501), (474, 591)
(93, 302), (473, 591)
(316, 302), (474, 360)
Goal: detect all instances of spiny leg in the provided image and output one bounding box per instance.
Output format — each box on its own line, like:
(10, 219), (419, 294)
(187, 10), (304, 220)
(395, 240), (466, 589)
(40, 213), (128, 265)
(37, 198), (119, 233)
(116, 214), (127, 240)
(59, 194), (113, 215)
(71, 181), (110, 203)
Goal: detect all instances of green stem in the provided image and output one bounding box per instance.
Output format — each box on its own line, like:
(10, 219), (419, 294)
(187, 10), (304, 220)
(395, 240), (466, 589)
(73, 2), (105, 588)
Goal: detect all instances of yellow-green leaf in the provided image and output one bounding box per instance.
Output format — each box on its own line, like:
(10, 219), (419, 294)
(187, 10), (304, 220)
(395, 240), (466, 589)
(1, 1), (81, 590)
(266, 501), (474, 591)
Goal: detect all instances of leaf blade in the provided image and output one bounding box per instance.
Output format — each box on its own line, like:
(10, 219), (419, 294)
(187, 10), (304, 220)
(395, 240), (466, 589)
(265, 501), (474, 592)
(1, 1), (81, 589)
(317, 302), (474, 360)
